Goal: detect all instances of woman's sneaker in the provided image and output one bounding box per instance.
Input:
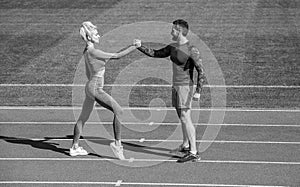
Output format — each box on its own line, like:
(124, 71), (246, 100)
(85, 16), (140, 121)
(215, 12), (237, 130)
(110, 142), (125, 160)
(69, 146), (88, 156)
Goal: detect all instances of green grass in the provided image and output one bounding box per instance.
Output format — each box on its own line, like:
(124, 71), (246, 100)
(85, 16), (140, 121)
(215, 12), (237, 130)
(0, 0), (299, 108)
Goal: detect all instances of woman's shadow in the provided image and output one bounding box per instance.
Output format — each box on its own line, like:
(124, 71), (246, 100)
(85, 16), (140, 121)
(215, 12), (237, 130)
(0, 135), (118, 159)
(0, 135), (70, 156)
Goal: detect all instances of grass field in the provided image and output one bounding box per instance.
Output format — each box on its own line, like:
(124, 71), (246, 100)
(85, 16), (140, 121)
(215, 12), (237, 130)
(0, 0), (299, 108)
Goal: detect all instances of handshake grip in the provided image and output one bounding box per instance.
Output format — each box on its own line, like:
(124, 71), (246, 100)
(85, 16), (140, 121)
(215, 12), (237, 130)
(133, 39), (142, 48)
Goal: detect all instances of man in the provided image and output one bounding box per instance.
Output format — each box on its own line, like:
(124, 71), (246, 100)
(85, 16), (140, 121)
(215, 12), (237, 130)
(135, 19), (205, 163)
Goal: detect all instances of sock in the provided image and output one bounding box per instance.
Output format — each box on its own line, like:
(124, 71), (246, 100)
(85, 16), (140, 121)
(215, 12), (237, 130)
(190, 151), (197, 155)
(115, 140), (122, 147)
(72, 144), (79, 149)
(182, 142), (189, 148)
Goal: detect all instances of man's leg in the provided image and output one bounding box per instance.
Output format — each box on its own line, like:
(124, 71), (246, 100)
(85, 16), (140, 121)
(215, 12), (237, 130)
(176, 108), (200, 162)
(171, 86), (189, 153)
(180, 108), (197, 154)
(176, 86), (200, 162)
(176, 108), (190, 147)
(175, 107), (189, 148)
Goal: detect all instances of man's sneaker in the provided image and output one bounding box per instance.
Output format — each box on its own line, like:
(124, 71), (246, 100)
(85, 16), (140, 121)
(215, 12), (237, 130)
(110, 142), (125, 160)
(69, 146), (88, 156)
(177, 152), (199, 163)
(170, 144), (190, 155)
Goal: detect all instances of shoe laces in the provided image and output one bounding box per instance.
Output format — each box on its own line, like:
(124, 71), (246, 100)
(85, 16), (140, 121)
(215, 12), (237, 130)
(75, 146), (84, 151)
(184, 152), (195, 158)
(117, 145), (123, 152)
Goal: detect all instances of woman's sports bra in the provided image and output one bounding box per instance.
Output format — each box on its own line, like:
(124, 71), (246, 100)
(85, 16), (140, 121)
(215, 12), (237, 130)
(83, 49), (106, 78)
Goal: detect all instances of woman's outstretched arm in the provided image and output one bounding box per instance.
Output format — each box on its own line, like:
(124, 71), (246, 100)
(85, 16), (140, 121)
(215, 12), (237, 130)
(88, 45), (137, 60)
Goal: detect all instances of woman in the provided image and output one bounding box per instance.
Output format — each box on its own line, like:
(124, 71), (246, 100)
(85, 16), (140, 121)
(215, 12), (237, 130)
(70, 21), (139, 159)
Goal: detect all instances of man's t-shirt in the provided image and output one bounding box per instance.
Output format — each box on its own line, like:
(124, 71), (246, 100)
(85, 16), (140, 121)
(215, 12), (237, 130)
(138, 42), (204, 89)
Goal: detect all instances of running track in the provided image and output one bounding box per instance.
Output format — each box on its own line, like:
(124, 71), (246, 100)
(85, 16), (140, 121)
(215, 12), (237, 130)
(0, 107), (299, 186)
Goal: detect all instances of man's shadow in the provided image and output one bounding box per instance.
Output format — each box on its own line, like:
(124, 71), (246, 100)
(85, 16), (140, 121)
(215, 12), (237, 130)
(123, 142), (181, 159)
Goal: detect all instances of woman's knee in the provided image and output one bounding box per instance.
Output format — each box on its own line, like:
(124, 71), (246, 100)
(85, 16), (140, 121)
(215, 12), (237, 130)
(76, 118), (86, 126)
(114, 106), (124, 117)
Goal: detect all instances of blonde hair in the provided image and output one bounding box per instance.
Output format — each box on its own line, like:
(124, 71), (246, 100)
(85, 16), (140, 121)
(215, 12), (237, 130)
(79, 21), (97, 42)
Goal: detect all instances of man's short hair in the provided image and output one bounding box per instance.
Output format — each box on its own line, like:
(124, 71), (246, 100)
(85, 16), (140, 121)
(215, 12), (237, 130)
(173, 19), (189, 36)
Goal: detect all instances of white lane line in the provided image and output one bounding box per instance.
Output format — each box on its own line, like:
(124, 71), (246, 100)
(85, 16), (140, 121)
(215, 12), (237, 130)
(0, 23), (80, 26)
(0, 121), (299, 127)
(115, 180), (122, 186)
(0, 181), (288, 187)
(1, 83), (299, 88)
(0, 106), (299, 112)
(0, 181), (115, 185)
(0, 158), (299, 165)
(128, 157), (135, 163)
(1, 138), (300, 145)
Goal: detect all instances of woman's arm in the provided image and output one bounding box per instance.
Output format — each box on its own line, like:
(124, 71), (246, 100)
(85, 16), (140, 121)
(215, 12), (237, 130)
(88, 45), (137, 60)
(84, 59), (91, 79)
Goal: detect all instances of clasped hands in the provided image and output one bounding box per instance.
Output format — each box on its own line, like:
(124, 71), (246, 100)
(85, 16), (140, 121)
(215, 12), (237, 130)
(133, 39), (142, 48)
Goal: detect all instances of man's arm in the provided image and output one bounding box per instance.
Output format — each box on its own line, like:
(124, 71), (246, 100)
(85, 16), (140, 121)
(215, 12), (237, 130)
(137, 44), (171, 58)
(190, 46), (205, 94)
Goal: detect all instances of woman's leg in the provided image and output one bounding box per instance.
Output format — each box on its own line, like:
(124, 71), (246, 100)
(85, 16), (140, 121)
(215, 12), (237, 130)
(71, 95), (95, 148)
(94, 88), (126, 159)
(86, 78), (125, 159)
(94, 89), (123, 145)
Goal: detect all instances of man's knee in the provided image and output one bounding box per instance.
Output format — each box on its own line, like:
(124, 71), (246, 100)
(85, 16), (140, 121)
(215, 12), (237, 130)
(180, 116), (188, 124)
(179, 108), (191, 123)
(116, 108), (124, 117)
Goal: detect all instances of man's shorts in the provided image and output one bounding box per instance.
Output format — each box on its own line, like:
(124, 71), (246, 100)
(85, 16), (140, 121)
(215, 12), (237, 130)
(172, 85), (194, 109)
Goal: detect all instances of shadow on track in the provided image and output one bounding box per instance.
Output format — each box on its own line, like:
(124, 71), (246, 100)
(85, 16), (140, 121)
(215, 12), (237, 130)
(44, 135), (181, 159)
(76, 135), (180, 158)
(0, 135), (69, 156)
(0, 135), (117, 159)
